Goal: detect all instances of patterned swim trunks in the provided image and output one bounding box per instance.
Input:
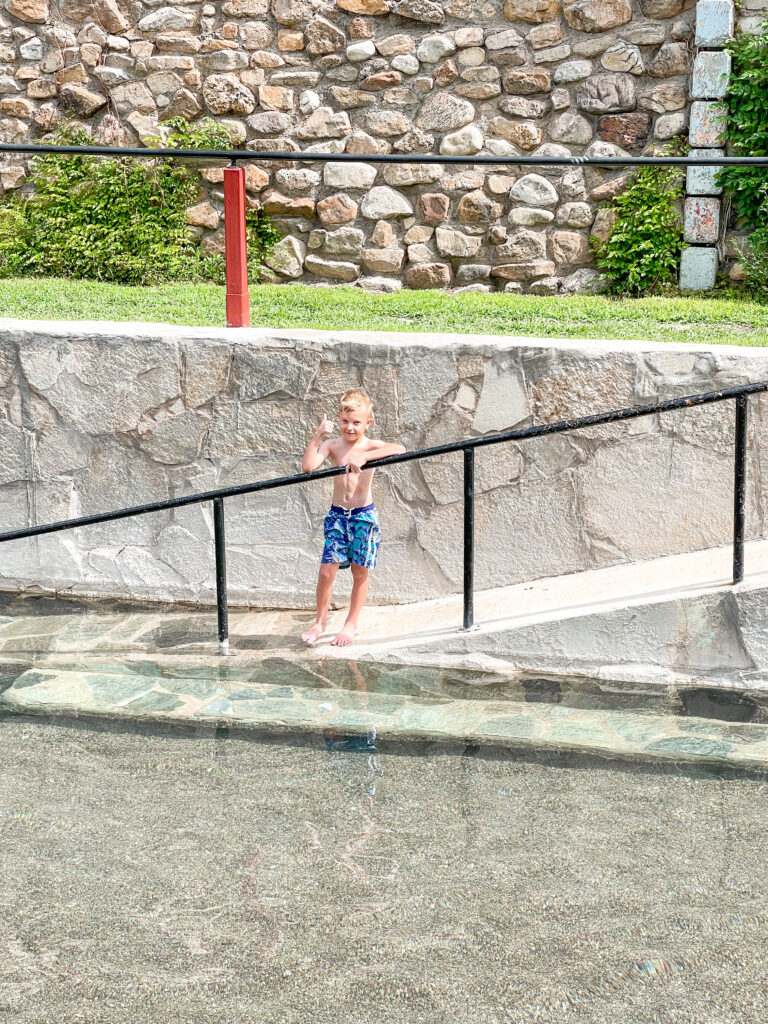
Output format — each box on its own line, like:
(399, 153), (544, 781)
(322, 503), (381, 570)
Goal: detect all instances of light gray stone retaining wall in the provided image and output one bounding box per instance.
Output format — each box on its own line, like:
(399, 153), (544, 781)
(3, 318), (768, 607)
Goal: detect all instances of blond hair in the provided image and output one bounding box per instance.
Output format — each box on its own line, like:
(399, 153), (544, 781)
(339, 389), (373, 418)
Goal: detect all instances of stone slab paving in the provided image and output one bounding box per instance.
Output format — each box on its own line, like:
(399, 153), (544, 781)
(5, 661), (768, 772)
(5, 537), (768, 662)
(6, 541), (768, 770)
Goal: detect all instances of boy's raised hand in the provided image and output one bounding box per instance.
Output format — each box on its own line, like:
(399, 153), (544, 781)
(317, 412), (335, 437)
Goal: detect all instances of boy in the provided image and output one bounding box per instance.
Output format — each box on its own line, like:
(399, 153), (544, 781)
(300, 389), (406, 648)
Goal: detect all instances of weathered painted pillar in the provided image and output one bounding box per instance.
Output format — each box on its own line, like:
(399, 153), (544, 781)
(679, 0), (735, 292)
(223, 165), (251, 328)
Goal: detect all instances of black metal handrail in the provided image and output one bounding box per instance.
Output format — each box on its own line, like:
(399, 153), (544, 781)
(1, 380), (765, 647)
(2, 142), (768, 168)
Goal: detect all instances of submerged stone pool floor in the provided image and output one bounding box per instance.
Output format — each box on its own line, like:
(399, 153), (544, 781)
(4, 592), (768, 772)
(1, 715), (766, 1023)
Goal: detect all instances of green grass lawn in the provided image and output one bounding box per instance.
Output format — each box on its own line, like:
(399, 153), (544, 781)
(1, 277), (768, 345)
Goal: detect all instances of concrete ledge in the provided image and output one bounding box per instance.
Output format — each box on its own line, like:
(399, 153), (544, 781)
(5, 314), (768, 357)
(337, 541), (768, 687)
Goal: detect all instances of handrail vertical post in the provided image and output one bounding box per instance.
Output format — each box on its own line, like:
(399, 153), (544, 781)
(733, 394), (748, 584)
(223, 165), (250, 328)
(213, 497), (230, 653)
(463, 447), (474, 630)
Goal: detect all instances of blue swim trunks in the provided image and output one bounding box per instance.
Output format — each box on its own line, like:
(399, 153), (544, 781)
(322, 503), (381, 570)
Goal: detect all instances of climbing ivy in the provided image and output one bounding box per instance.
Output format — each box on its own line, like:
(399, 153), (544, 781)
(0, 119), (280, 287)
(247, 207), (284, 277)
(717, 22), (768, 298)
(591, 141), (686, 297)
(161, 115), (232, 152)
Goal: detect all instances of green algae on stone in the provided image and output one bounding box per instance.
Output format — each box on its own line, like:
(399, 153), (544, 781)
(607, 715), (674, 746)
(196, 698), (235, 717)
(473, 714), (538, 741)
(546, 711), (616, 745)
(157, 677), (225, 701)
(8, 670), (53, 690)
(197, 696), (315, 725)
(328, 710), (381, 729)
(646, 736), (735, 758)
(87, 675), (159, 704)
(251, 658), (327, 688)
(122, 691), (186, 712)
(229, 688), (267, 701)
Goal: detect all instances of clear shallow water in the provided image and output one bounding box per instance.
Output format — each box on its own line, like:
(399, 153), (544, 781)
(3, 592), (768, 1020)
(4, 590), (768, 725)
(5, 645), (768, 727)
(1, 714), (767, 1023)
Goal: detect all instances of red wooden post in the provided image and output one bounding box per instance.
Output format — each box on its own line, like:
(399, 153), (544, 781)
(223, 165), (250, 328)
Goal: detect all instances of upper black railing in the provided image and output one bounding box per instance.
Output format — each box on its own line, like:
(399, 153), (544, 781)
(9, 143), (765, 328)
(2, 141), (768, 168)
(1, 381), (765, 650)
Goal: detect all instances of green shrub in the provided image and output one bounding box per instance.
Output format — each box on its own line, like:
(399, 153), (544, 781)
(161, 115), (232, 152)
(591, 144), (686, 297)
(717, 23), (768, 299)
(743, 225), (768, 300)
(247, 207), (284, 281)
(0, 119), (281, 287)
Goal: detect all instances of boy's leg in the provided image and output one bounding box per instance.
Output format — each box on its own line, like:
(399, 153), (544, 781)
(331, 563), (368, 647)
(301, 562), (338, 645)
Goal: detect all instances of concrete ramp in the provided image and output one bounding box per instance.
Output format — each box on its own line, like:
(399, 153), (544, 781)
(318, 540), (768, 688)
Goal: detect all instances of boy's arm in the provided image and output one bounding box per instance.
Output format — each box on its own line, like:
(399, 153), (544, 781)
(303, 439), (332, 472)
(365, 439), (407, 461)
(302, 417), (336, 472)
(348, 440), (405, 471)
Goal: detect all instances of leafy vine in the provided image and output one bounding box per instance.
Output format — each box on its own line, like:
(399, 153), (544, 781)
(717, 22), (768, 298)
(590, 140), (686, 297)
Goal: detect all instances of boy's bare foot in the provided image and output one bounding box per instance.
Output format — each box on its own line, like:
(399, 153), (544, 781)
(331, 624), (358, 647)
(301, 622), (325, 645)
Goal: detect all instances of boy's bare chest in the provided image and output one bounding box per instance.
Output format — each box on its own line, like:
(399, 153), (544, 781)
(331, 443), (371, 468)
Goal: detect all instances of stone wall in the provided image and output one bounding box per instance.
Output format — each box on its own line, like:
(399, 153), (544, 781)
(680, 0), (768, 291)
(0, 0), (745, 294)
(3, 319), (768, 608)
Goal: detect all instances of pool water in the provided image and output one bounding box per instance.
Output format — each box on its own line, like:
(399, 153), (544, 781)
(2, 591), (768, 1020)
(1, 713), (766, 1023)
